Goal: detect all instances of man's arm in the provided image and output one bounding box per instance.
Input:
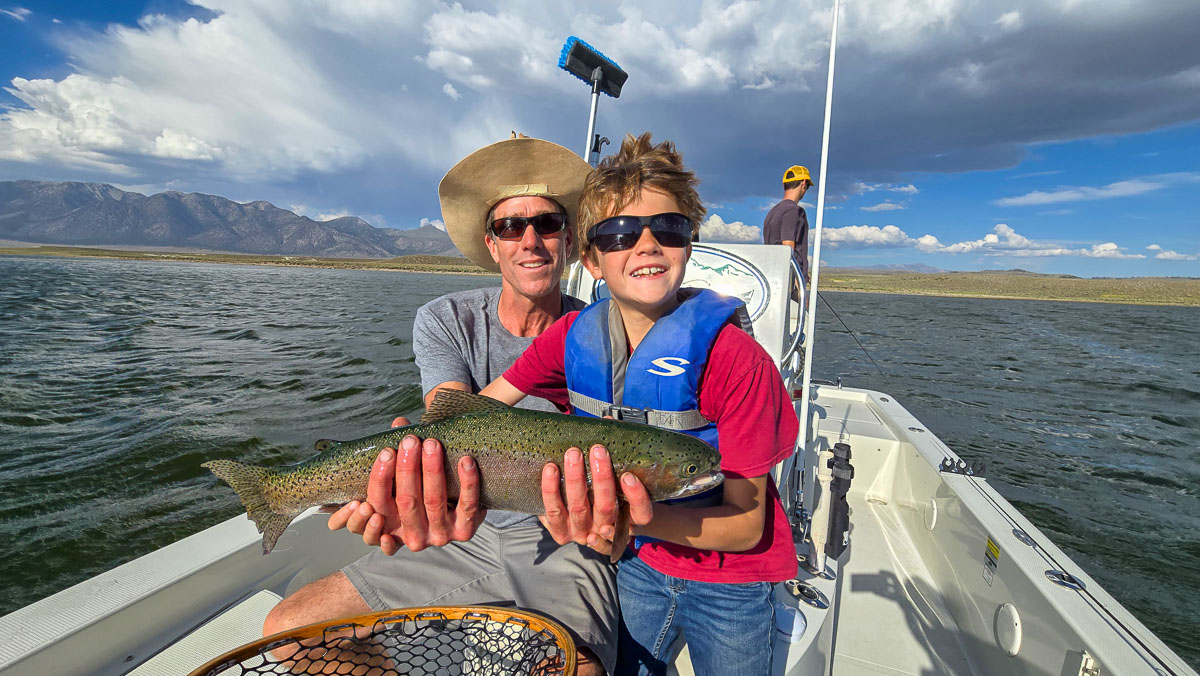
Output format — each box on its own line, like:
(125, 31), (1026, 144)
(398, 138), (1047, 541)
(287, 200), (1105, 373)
(424, 381), (470, 408)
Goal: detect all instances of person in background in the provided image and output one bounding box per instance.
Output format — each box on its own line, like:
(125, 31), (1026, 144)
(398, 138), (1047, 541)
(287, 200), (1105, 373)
(762, 165), (813, 286)
(263, 135), (638, 675)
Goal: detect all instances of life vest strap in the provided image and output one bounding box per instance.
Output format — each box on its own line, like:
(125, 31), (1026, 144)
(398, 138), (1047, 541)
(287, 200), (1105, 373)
(567, 389), (711, 430)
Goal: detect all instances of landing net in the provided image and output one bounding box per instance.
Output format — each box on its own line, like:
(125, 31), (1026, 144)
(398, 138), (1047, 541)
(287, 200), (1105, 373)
(189, 606), (576, 676)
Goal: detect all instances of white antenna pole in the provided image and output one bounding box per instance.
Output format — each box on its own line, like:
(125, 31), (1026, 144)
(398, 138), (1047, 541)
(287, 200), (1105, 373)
(798, 0), (840, 467)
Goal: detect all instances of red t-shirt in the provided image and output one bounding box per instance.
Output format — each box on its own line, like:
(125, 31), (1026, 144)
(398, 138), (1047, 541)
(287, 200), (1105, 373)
(503, 312), (800, 584)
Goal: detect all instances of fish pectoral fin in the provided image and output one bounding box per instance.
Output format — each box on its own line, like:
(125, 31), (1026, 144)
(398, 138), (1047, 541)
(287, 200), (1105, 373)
(610, 502), (632, 564)
(314, 439), (342, 452)
(421, 389), (511, 423)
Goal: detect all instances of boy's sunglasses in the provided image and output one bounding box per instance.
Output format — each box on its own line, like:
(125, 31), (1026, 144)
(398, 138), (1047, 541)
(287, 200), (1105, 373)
(586, 212), (694, 253)
(488, 212), (567, 240)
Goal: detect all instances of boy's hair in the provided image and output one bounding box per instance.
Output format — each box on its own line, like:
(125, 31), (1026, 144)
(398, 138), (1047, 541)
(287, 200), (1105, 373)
(577, 132), (705, 259)
(783, 179), (810, 191)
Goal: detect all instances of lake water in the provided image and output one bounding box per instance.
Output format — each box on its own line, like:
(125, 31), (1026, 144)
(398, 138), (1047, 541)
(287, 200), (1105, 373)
(1, 255), (1197, 667)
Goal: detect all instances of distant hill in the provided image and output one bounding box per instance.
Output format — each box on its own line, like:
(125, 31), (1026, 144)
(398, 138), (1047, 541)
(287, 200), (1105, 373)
(0, 180), (459, 258)
(827, 263), (945, 274)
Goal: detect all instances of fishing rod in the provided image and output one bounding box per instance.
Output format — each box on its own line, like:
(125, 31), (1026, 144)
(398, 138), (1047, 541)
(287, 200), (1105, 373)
(794, 0), (841, 577)
(819, 291), (886, 377)
(798, 0), (841, 431)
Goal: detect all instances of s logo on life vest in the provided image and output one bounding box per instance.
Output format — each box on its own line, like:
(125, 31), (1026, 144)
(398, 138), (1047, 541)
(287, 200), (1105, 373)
(648, 357), (690, 377)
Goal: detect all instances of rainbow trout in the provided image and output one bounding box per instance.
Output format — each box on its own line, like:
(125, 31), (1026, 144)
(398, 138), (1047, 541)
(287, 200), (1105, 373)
(204, 390), (723, 554)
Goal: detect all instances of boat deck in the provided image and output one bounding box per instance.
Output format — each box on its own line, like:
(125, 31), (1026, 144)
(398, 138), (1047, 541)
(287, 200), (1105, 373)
(812, 391), (975, 675)
(833, 496), (975, 675)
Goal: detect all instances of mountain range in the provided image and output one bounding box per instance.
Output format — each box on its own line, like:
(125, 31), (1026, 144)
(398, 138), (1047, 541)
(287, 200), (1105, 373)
(0, 180), (459, 258)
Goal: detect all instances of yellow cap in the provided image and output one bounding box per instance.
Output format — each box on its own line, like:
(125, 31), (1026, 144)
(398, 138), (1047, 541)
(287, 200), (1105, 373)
(782, 165), (812, 185)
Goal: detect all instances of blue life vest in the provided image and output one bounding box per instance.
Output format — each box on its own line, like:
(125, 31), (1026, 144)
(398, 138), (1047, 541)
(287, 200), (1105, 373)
(564, 288), (747, 447)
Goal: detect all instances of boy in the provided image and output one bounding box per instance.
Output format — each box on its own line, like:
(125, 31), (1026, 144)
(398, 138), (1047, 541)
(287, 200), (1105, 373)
(480, 133), (798, 675)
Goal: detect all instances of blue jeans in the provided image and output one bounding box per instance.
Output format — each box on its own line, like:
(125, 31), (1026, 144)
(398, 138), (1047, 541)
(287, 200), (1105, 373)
(616, 556), (775, 676)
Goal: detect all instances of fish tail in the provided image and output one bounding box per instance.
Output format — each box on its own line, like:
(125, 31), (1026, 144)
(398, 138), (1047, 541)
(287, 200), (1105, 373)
(202, 459), (299, 555)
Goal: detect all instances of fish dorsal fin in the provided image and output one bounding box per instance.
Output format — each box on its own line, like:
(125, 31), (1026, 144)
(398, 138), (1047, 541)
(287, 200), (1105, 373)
(421, 389), (511, 423)
(314, 439), (341, 452)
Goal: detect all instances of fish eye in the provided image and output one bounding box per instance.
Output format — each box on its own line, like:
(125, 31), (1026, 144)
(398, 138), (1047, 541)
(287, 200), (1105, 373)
(683, 463), (698, 476)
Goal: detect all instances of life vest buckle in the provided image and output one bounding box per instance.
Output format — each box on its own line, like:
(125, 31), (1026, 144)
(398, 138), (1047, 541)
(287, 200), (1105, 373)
(603, 404), (649, 425)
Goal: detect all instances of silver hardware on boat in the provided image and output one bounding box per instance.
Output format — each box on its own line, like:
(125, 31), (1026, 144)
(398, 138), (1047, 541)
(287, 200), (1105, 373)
(1046, 570), (1086, 591)
(908, 426), (925, 433)
(880, 396), (888, 402)
(785, 579), (830, 609)
(939, 457), (987, 477)
(795, 553), (836, 580)
(1077, 650), (1102, 676)
(1012, 529), (1035, 547)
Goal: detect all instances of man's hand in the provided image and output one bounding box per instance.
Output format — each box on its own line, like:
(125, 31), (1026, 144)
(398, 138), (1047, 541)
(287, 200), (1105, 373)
(539, 445), (654, 560)
(325, 416), (485, 555)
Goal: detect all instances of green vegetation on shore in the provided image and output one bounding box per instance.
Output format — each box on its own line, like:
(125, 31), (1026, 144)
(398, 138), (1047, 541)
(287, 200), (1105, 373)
(822, 270), (1200, 307)
(4, 244), (1198, 306)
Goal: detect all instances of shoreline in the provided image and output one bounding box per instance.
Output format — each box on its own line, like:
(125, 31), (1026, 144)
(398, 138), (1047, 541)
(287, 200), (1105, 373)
(819, 286), (1199, 308)
(3, 244), (1198, 307)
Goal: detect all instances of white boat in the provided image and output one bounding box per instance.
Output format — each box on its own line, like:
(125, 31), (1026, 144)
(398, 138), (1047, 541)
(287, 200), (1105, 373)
(0, 240), (1193, 676)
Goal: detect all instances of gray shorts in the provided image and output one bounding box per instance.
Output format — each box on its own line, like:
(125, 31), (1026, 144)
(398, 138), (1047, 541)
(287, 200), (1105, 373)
(342, 520), (618, 674)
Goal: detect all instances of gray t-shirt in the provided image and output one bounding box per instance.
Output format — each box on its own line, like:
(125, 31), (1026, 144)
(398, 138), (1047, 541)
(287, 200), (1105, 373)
(413, 286), (586, 527)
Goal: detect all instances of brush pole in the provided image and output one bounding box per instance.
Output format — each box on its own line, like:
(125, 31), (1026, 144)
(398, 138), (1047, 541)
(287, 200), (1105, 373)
(584, 68), (602, 165)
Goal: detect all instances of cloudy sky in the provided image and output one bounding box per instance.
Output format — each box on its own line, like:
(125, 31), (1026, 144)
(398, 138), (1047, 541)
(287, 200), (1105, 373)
(2, 0), (1198, 276)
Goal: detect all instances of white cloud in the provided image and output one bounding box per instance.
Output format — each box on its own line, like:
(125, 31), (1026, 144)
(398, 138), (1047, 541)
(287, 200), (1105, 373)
(851, 181), (920, 196)
(153, 128), (220, 161)
(862, 201), (904, 212)
(0, 7), (30, 21)
(1086, 242), (1143, 259)
(995, 11), (1021, 31)
(442, 83), (461, 100)
(1147, 244), (1198, 260)
(420, 217), (445, 231)
(824, 223), (1145, 259)
(700, 214), (761, 242)
(995, 179), (1163, 206)
(824, 224), (914, 249)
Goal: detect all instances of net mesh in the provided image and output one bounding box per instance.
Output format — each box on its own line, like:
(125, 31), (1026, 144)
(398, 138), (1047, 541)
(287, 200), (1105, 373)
(191, 606), (575, 676)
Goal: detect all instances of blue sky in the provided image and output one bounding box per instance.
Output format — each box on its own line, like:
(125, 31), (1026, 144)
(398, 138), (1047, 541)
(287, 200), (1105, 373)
(1, 0), (1198, 277)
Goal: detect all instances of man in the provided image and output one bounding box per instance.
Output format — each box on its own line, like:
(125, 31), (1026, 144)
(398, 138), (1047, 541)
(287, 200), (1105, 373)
(262, 136), (638, 675)
(762, 165), (813, 285)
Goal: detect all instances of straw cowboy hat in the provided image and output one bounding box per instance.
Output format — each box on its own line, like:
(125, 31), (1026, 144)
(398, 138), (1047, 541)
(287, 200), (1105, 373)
(439, 135), (591, 272)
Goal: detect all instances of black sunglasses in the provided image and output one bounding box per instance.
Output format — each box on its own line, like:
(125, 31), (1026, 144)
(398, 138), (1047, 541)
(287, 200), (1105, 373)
(586, 212), (694, 253)
(488, 212), (567, 240)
